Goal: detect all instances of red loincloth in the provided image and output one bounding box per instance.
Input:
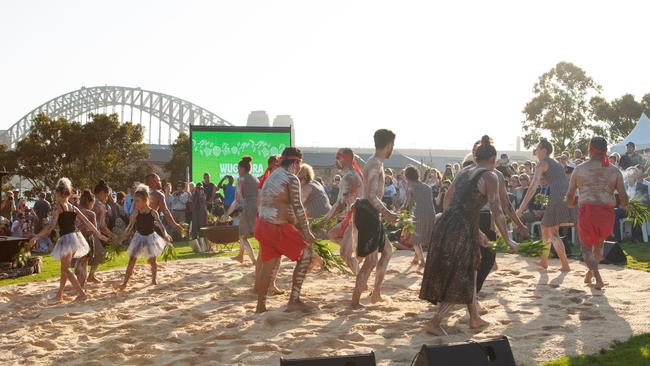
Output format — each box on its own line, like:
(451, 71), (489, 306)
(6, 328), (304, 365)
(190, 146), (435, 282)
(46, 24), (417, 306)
(337, 210), (354, 238)
(578, 204), (615, 246)
(254, 217), (307, 262)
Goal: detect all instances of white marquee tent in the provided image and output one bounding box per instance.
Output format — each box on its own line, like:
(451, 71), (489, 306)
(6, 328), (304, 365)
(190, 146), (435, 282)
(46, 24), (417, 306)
(610, 113), (650, 154)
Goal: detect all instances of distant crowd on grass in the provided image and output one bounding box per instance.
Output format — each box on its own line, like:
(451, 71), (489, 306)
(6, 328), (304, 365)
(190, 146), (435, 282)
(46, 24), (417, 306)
(1, 141), (648, 257)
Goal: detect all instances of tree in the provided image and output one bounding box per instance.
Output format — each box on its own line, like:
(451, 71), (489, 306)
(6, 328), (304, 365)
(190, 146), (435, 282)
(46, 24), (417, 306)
(13, 113), (149, 191)
(165, 132), (191, 185)
(522, 62), (602, 152)
(590, 93), (650, 142)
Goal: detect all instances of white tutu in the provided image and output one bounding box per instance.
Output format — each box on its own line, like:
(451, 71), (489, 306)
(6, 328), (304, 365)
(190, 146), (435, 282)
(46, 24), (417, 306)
(127, 231), (167, 258)
(51, 232), (90, 260)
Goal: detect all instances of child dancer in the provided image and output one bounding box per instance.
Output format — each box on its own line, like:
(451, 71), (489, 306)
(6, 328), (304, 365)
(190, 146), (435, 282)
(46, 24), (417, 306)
(117, 186), (171, 290)
(29, 178), (107, 302)
(72, 190), (103, 288)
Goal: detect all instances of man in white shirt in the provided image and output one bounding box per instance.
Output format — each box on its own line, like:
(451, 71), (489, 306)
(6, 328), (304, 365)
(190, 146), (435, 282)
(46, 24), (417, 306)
(170, 181), (190, 224)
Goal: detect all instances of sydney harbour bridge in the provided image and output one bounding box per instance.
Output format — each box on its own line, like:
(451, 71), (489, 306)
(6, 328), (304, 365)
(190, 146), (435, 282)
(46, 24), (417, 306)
(0, 86), (293, 148)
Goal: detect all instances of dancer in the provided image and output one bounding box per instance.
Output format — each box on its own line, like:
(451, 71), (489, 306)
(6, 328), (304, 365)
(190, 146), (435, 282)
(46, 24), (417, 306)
(73, 190), (103, 288)
(400, 166), (434, 267)
(145, 173), (183, 234)
(29, 178), (107, 302)
(446, 140), (524, 297)
(117, 186), (172, 290)
(351, 129), (399, 309)
(566, 137), (628, 289)
(517, 138), (576, 272)
(420, 136), (512, 335)
(258, 155), (280, 189)
(226, 156), (259, 265)
(254, 147), (316, 313)
(87, 180), (116, 283)
(298, 163), (332, 220)
(325, 148), (364, 274)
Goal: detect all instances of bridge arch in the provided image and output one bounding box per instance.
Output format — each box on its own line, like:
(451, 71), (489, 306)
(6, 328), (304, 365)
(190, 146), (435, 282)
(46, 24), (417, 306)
(2, 86), (232, 147)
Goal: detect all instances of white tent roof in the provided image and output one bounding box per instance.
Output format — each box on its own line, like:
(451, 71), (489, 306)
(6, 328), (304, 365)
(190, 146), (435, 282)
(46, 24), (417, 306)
(610, 113), (650, 153)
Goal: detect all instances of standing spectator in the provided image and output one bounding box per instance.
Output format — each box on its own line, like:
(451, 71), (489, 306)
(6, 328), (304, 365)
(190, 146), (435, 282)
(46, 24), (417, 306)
(434, 179), (451, 213)
(383, 175), (397, 210)
(12, 189), (20, 221)
(217, 176), (236, 211)
(496, 154), (511, 178)
(202, 173), (217, 213)
(170, 181), (190, 224)
(329, 175), (341, 205)
(573, 149), (583, 162)
(523, 160), (533, 175)
(609, 152), (621, 168)
(33, 192), (51, 234)
(190, 183), (208, 240)
(395, 170), (408, 208)
(620, 142), (646, 169)
(1, 192), (15, 221)
(442, 165), (454, 181)
(123, 183), (138, 219)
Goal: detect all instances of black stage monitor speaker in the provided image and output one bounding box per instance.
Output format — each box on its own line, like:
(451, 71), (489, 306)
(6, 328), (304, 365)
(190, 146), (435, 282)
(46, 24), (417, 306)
(600, 241), (627, 265)
(413, 336), (516, 366)
(280, 351), (376, 366)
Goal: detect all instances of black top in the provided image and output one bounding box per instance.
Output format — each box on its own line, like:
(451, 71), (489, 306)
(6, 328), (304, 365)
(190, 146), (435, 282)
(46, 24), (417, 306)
(58, 211), (77, 236)
(135, 211), (155, 235)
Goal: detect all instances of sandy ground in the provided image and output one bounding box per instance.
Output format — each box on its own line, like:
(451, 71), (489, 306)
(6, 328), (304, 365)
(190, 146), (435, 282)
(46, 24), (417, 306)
(1, 251), (649, 366)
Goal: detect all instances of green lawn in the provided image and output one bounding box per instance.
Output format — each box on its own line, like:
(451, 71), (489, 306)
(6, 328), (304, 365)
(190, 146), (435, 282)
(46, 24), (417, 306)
(0, 238), (340, 287)
(621, 242), (650, 272)
(543, 334), (650, 366)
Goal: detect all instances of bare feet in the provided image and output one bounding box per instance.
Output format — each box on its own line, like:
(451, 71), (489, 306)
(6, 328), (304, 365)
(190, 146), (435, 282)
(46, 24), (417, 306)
(469, 317), (490, 329)
(536, 259), (548, 270)
(594, 281), (606, 290)
(584, 270), (593, 284)
(268, 286), (285, 296)
(285, 299), (316, 313)
(87, 275), (101, 283)
(349, 302), (365, 310)
(560, 265), (571, 273)
(74, 293), (88, 302)
(113, 283), (127, 292)
(370, 291), (386, 304)
(424, 320), (448, 336)
(491, 262), (498, 272)
(255, 302), (267, 313)
(151, 279), (158, 285)
(231, 255), (244, 264)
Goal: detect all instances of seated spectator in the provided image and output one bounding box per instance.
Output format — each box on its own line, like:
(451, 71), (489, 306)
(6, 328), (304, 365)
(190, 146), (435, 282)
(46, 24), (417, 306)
(609, 152), (621, 168)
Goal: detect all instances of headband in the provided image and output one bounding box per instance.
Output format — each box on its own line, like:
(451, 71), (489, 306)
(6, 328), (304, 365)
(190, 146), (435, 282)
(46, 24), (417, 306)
(336, 151), (364, 178)
(589, 144), (609, 167)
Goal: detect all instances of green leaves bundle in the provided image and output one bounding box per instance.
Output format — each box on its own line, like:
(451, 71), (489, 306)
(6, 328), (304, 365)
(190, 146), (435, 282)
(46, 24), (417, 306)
(517, 240), (547, 257)
(161, 244), (178, 262)
(396, 210), (416, 235)
(626, 199), (650, 227)
(104, 241), (125, 262)
(309, 240), (350, 274)
(534, 193), (549, 207)
(309, 216), (338, 233)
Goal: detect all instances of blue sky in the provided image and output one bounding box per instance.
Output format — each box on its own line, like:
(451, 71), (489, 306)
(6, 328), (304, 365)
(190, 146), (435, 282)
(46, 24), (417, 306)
(1, 0), (649, 150)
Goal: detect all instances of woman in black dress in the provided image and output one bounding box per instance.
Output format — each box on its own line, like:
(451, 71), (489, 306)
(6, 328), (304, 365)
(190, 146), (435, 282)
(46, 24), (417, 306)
(419, 136), (515, 336)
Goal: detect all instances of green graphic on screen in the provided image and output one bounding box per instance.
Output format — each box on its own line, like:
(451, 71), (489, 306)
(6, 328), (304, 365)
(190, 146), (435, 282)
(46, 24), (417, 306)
(191, 129), (291, 183)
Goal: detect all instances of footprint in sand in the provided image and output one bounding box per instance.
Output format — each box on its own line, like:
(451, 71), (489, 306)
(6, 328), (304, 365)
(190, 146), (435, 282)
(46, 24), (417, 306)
(542, 325), (571, 332)
(578, 310), (605, 321)
(519, 274), (535, 279)
(339, 332), (365, 342)
(30, 339), (58, 351)
(354, 323), (383, 332)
